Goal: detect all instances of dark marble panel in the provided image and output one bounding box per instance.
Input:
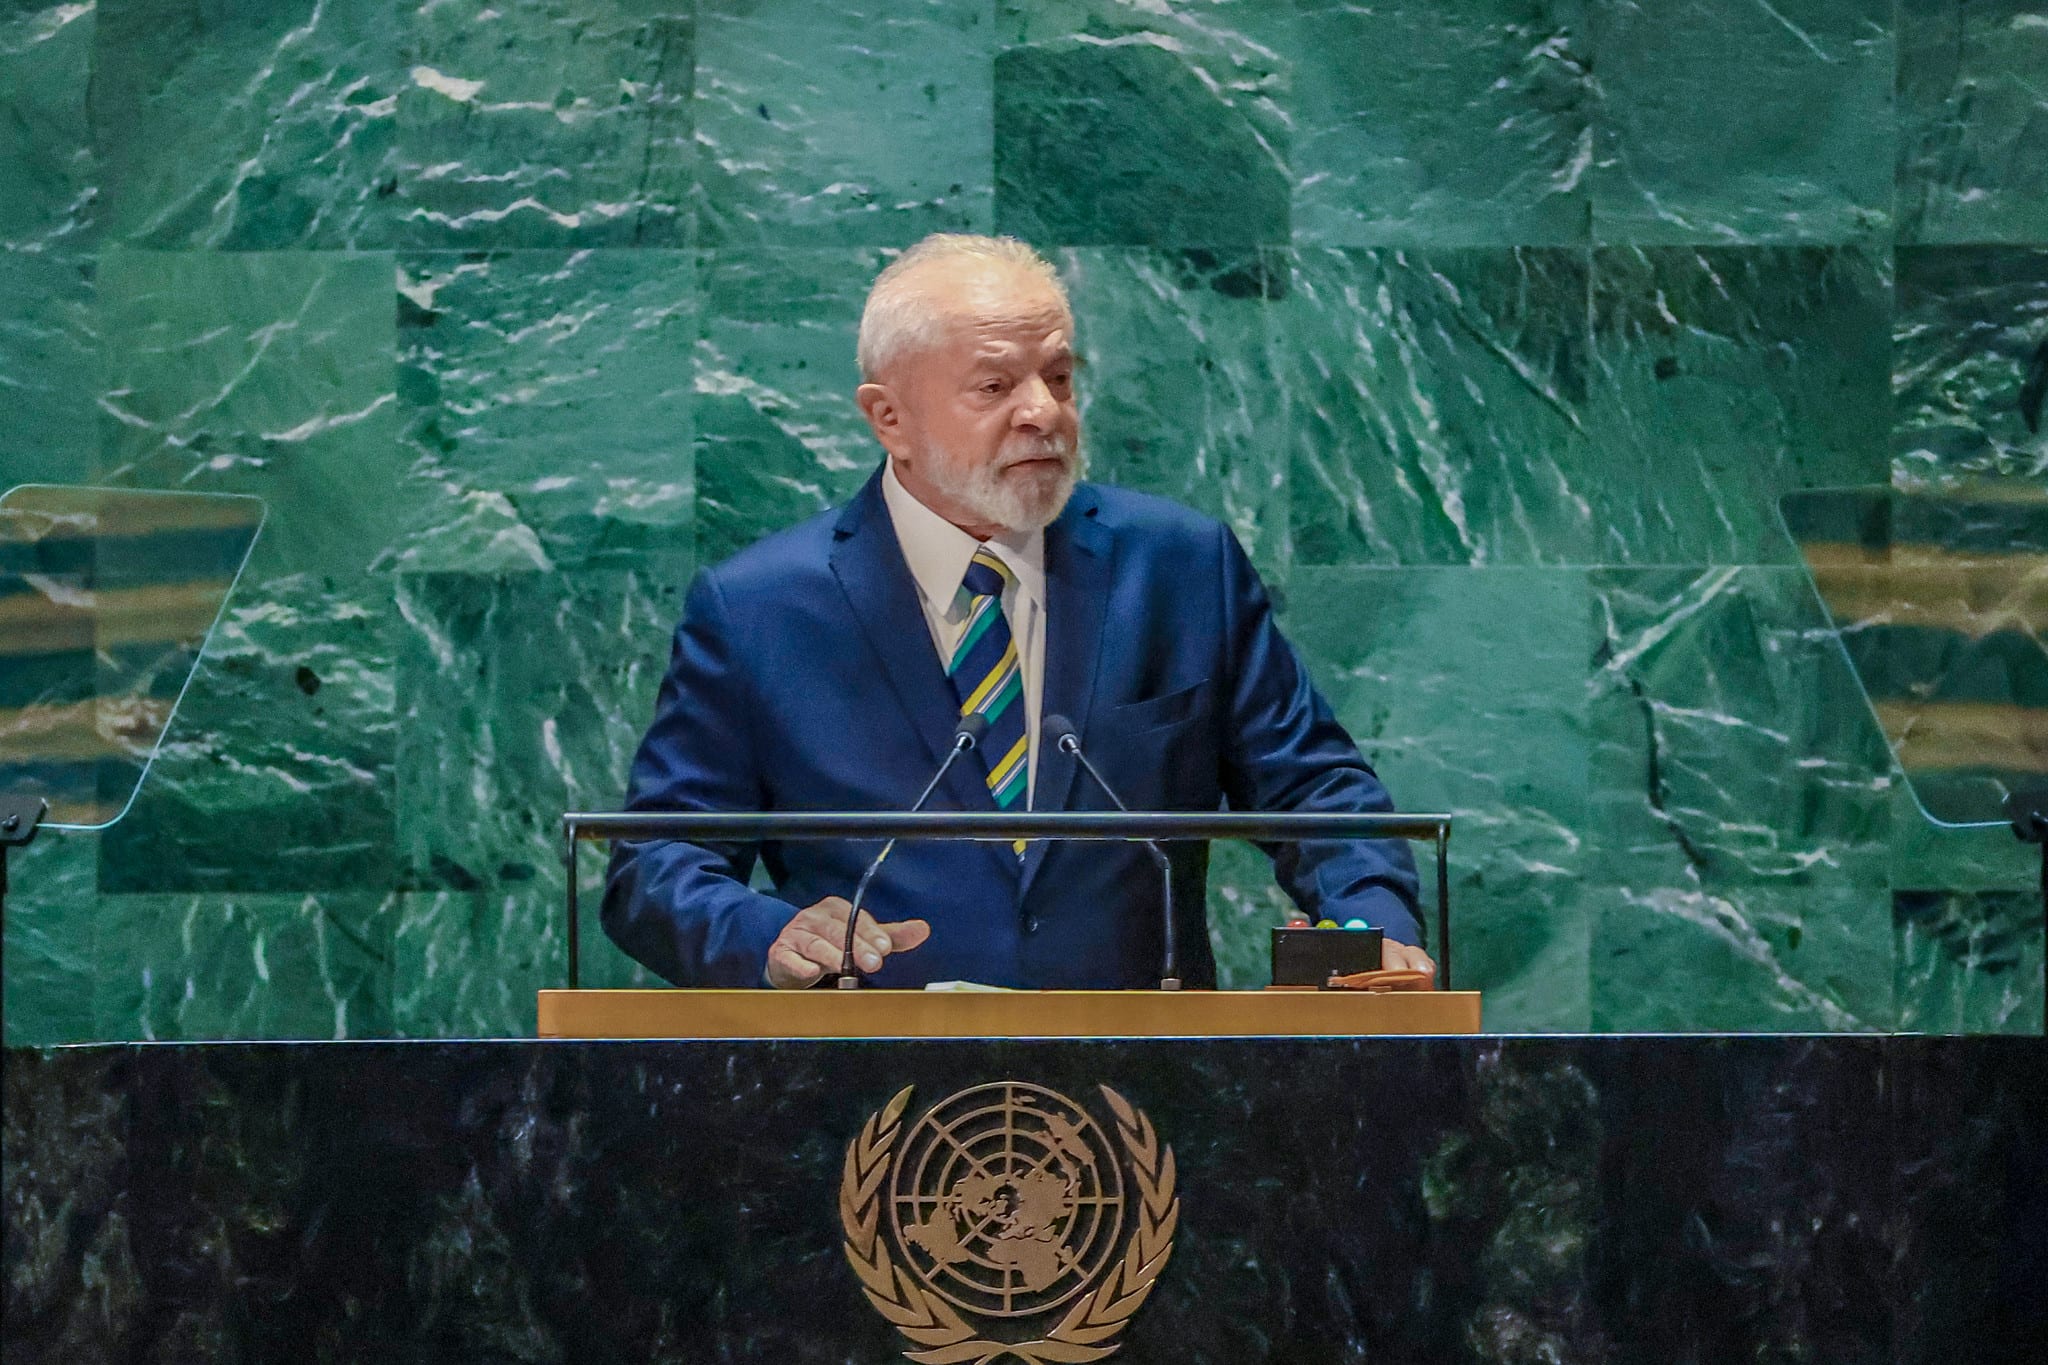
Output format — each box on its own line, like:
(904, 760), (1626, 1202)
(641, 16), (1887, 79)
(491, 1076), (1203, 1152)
(1895, 887), (2045, 1035)
(1588, 246), (1892, 564)
(0, 1047), (134, 1357)
(1287, 0), (1591, 247)
(3, 1037), (1991, 1362)
(387, 249), (695, 575)
(89, 0), (398, 250)
(0, 830), (97, 1047)
(1590, 0), (1893, 244)
(1893, 246), (2048, 486)
(95, 571), (398, 895)
(95, 250), (401, 576)
(1892, 1036), (2048, 1365)
(1287, 248), (1593, 567)
(692, 248), (884, 566)
(1060, 247), (1290, 579)
(1585, 1037), (1896, 1362)
(0, 251), (97, 486)
(395, 0), (694, 249)
(0, 1), (95, 254)
(693, 0), (994, 247)
(1897, 0), (2048, 245)
(390, 569), (680, 1035)
(88, 891), (394, 1041)
(994, 0), (1290, 247)
(1284, 567), (1594, 1030)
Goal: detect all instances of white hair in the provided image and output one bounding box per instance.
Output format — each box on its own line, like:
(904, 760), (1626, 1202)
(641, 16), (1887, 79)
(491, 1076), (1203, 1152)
(856, 234), (1069, 382)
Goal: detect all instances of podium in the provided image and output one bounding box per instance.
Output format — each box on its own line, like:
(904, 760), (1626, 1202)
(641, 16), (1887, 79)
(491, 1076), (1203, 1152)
(536, 987), (1483, 1038)
(5, 1034), (2042, 1359)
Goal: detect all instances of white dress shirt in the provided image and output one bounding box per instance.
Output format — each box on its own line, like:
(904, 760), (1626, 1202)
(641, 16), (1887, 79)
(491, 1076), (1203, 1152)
(880, 460), (1047, 804)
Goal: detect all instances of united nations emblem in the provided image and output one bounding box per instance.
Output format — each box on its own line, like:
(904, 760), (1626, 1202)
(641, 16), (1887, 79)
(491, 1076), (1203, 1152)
(839, 1082), (1179, 1364)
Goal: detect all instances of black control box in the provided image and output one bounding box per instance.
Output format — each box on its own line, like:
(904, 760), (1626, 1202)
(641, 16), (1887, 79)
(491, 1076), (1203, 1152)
(1270, 926), (1384, 986)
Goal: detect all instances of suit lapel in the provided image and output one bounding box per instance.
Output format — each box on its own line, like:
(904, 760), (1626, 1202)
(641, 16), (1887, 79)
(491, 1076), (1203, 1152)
(829, 466), (1016, 881)
(829, 469), (961, 775)
(1020, 485), (1114, 899)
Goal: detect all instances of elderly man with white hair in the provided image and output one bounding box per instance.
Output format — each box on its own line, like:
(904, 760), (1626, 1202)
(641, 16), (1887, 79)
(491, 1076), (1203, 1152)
(603, 233), (1428, 990)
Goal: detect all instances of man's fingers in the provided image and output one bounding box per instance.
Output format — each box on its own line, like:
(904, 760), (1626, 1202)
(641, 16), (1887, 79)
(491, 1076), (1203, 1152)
(792, 926), (855, 975)
(777, 900), (930, 983)
(767, 943), (824, 989)
(884, 918), (932, 953)
(836, 911), (931, 969)
(1383, 942), (1437, 978)
(769, 924), (853, 987)
(850, 910), (894, 969)
(824, 918), (884, 973)
(798, 898), (884, 972)
(807, 896), (854, 933)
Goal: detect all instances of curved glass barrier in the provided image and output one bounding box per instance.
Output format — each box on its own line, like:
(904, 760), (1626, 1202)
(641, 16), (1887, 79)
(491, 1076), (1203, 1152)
(0, 485), (264, 830)
(1780, 485), (2048, 829)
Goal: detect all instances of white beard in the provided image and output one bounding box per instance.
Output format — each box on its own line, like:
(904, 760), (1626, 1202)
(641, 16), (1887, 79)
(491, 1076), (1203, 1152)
(920, 433), (1087, 534)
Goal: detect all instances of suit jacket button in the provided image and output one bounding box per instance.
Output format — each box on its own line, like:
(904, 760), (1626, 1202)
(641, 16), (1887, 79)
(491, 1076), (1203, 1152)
(1025, 917), (1042, 934)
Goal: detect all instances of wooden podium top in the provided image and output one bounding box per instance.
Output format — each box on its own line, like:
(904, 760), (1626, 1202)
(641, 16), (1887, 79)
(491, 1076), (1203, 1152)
(536, 988), (1481, 1039)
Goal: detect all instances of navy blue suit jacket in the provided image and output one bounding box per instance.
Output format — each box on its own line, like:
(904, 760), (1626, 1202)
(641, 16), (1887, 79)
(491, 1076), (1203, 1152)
(603, 468), (1421, 988)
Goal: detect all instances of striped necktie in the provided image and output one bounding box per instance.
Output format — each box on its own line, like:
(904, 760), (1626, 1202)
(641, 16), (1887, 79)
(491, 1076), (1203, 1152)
(948, 546), (1029, 854)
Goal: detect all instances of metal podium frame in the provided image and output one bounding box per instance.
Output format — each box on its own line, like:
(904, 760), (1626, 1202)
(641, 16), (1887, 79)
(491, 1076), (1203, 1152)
(560, 810), (1454, 989)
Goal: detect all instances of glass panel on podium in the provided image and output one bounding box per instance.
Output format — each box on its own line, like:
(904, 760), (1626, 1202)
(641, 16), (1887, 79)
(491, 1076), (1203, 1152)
(1779, 485), (2048, 829)
(0, 485), (263, 830)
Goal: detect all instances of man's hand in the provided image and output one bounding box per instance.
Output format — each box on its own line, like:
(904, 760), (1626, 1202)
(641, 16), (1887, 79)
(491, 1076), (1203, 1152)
(1382, 940), (1437, 979)
(765, 896), (932, 989)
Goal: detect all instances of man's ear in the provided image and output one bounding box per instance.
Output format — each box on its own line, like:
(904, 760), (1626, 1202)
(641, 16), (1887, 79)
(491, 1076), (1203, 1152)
(856, 381), (911, 459)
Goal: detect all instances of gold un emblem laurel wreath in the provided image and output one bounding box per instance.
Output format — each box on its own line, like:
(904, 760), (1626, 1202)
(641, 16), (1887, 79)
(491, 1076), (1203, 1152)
(839, 1082), (1180, 1364)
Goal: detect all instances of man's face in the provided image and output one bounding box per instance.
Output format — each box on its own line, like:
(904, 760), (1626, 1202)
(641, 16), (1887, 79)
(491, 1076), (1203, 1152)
(860, 263), (1084, 539)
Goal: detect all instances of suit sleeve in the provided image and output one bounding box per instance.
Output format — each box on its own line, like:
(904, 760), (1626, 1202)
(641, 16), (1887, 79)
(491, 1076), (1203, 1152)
(601, 567), (795, 985)
(1214, 524), (1425, 946)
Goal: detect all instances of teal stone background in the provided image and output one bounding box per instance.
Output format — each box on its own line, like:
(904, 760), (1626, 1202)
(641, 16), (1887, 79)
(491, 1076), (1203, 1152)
(3, 0), (2044, 1042)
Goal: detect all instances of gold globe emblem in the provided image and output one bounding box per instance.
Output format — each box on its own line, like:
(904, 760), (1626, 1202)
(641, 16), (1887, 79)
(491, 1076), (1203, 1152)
(841, 1082), (1179, 1364)
(891, 1083), (1125, 1316)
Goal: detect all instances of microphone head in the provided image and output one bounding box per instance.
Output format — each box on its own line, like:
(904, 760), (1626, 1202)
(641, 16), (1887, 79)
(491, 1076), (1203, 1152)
(955, 712), (991, 749)
(1043, 713), (1079, 751)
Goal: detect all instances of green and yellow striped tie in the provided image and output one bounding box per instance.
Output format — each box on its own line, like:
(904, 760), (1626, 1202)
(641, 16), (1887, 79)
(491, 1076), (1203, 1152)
(948, 547), (1029, 855)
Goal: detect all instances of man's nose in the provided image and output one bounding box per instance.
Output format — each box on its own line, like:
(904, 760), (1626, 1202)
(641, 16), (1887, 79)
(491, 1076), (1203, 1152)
(1011, 375), (1057, 429)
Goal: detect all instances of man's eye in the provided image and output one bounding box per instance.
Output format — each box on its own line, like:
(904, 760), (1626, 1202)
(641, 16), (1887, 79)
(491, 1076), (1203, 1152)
(981, 380), (1007, 394)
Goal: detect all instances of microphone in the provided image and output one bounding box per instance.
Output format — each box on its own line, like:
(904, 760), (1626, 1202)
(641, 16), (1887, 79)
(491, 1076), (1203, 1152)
(1043, 714), (1181, 990)
(835, 712), (990, 988)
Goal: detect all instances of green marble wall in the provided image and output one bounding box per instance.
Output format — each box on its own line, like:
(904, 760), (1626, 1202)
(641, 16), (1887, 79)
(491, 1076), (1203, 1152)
(3, 0), (2043, 1042)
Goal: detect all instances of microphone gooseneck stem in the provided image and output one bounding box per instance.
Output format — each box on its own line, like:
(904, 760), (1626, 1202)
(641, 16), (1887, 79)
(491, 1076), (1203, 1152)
(837, 726), (980, 988)
(842, 837), (897, 955)
(1058, 734), (1180, 991)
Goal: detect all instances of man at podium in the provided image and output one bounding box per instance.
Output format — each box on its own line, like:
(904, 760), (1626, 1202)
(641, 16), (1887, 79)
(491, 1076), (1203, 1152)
(604, 234), (1429, 990)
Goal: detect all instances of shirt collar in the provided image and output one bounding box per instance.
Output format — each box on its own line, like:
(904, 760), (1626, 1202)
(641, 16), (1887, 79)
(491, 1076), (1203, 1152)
(880, 460), (1045, 616)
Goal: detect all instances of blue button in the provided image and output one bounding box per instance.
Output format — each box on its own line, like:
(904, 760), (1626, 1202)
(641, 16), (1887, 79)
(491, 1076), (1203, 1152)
(1343, 918), (1371, 930)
